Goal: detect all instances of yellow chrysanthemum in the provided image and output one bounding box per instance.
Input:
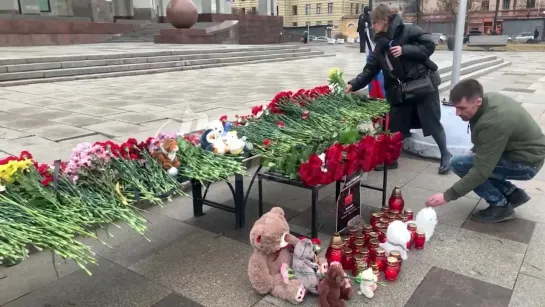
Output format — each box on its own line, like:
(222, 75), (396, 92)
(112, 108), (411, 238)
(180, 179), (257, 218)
(328, 67), (341, 79)
(0, 159), (32, 184)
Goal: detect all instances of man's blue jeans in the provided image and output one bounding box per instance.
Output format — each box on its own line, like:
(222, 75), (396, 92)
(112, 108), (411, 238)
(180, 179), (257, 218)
(450, 154), (540, 206)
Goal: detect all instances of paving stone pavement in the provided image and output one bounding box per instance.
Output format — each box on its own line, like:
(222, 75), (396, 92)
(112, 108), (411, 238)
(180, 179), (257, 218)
(1, 45), (545, 307)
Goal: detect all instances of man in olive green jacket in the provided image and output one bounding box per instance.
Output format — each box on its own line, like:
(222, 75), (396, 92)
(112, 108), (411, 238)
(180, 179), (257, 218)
(426, 79), (545, 223)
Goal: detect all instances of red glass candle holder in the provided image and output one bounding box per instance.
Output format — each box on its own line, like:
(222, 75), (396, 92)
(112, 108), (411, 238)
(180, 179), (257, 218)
(400, 215), (409, 223)
(373, 222), (383, 232)
(352, 254), (364, 276)
(389, 209), (400, 216)
(353, 239), (364, 254)
(360, 248), (370, 265)
(371, 212), (382, 227)
(329, 247), (343, 264)
(377, 228), (386, 243)
(373, 267), (380, 281)
(388, 187), (405, 212)
(415, 230), (426, 250)
(405, 209), (414, 221)
(348, 227), (357, 247)
(369, 231), (379, 243)
(381, 207), (389, 215)
(375, 248), (387, 271)
(356, 233), (365, 248)
(384, 257), (400, 281)
(407, 223), (417, 250)
(370, 261), (379, 274)
(342, 247), (353, 270)
(341, 235), (350, 247)
(368, 239), (379, 261)
(390, 250), (402, 266)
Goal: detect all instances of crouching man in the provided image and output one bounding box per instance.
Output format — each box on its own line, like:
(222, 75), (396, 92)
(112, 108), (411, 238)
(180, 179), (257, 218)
(425, 79), (545, 223)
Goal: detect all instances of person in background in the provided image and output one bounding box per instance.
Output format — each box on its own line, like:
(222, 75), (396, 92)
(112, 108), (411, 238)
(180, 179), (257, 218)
(303, 31), (308, 44)
(534, 28), (539, 42)
(345, 4), (451, 174)
(426, 79), (545, 223)
(357, 7), (372, 53)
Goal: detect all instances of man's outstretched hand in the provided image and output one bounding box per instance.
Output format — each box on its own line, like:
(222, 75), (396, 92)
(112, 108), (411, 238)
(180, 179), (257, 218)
(345, 84), (353, 93)
(426, 193), (447, 207)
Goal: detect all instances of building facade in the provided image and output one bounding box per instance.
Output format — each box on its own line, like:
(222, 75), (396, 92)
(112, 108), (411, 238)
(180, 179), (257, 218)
(231, 0), (370, 37)
(0, 0), (230, 22)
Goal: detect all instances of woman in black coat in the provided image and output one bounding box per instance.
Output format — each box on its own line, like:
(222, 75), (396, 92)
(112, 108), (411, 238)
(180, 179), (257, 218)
(345, 4), (451, 174)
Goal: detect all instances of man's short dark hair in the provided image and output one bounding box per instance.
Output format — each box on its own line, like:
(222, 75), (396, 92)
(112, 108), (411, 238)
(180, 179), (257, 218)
(449, 79), (484, 104)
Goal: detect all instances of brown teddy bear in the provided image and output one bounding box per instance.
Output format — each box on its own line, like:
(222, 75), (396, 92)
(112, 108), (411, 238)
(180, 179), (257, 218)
(318, 262), (354, 307)
(248, 207), (306, 304)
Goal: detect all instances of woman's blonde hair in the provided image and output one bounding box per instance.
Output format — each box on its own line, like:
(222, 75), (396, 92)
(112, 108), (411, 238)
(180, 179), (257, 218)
(371, 4), (397, 23)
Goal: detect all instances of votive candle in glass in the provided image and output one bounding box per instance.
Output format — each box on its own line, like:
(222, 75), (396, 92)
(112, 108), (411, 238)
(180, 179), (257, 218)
(354, 239), (364, 254)
(384, 257), (400, 281)
(390, 250), (402, 266)
(407, 223), (417, 250)
(352, 254), (364, 276)
(405, 209), (414, 221)
(361, 248), (370, 265)
(415, 230), (426, 250)
(371, 212), (382, 227)
(342, 247), (353, 270)
(375, 248), (387, 271)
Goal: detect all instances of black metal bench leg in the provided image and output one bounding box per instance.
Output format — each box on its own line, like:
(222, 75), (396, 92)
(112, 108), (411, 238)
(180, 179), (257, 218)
(258, 176), (264, 217)
(335, 180), (341, 200)
(234, 174), (244, 229)
(311, 187), (318, 238)
(382, 164), (389, 207)
(191, 179), (204, 217)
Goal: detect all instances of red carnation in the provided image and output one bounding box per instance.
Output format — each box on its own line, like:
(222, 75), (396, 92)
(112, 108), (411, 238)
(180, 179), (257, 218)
(276, 121), (285, 128)
(219, 115), (228, 122)
(311, 238), (321, 246)
(263, 139), (271, 147)
(251, 105), (263, 116)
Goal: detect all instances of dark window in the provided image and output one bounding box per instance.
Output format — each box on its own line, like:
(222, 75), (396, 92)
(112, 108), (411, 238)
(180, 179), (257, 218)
(38, 0), (51, 12)
(503, 0), (511, 9)
(292, 5), (298, 15)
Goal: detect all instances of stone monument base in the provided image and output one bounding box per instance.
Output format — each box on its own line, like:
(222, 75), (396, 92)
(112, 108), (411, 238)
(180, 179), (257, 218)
(403, 104), (472, 159)
(154, 14), (301, 44)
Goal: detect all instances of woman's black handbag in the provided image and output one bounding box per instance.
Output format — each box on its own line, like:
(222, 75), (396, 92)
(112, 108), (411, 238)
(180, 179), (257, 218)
(385, 53), (436, 102)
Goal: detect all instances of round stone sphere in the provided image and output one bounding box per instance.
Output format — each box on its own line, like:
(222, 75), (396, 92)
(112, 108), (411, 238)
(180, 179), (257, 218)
(167, 0), (198, 29)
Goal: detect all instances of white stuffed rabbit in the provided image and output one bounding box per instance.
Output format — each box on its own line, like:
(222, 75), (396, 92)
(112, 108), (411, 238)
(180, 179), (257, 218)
(379, 220), (411, 260)
(414, 207), (438, 242)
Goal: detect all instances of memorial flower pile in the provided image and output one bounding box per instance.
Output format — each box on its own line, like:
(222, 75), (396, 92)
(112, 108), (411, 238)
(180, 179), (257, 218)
(0, 67), (402, 274)
(228, 68), (402, 185)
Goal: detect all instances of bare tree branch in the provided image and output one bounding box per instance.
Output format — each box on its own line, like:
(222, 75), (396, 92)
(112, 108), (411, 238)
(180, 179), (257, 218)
(436, 0), (482, 20)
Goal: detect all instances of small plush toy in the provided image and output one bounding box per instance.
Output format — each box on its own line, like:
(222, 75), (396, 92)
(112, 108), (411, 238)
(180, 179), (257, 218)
(415, 207), (438, 242)
(207, 119), (225, 136)
(357, 268), (378, 299)
(318, 262), (354, 307)
(292, 238), (320, 294)
(379, 220), (411, 260)
(151, 138), (181, 176)
(223, 131), (246, 156)
(248, 207), (306, 304)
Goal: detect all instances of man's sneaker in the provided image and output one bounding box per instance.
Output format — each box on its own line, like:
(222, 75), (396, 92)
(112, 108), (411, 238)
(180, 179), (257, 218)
(438, 153), (452, 175)
(374, 160), (399, 171)
(506, 188), (531, 208)
(470, 204), (514, 223)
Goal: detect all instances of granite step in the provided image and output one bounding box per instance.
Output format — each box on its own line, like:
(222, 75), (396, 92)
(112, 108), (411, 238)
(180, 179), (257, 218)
(0, 48), (315, 73)
(0, 47), (325, 85)
(0, 53), (334, 86)
(0, 45), (299, 65)
(439, 58), (506, 85)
